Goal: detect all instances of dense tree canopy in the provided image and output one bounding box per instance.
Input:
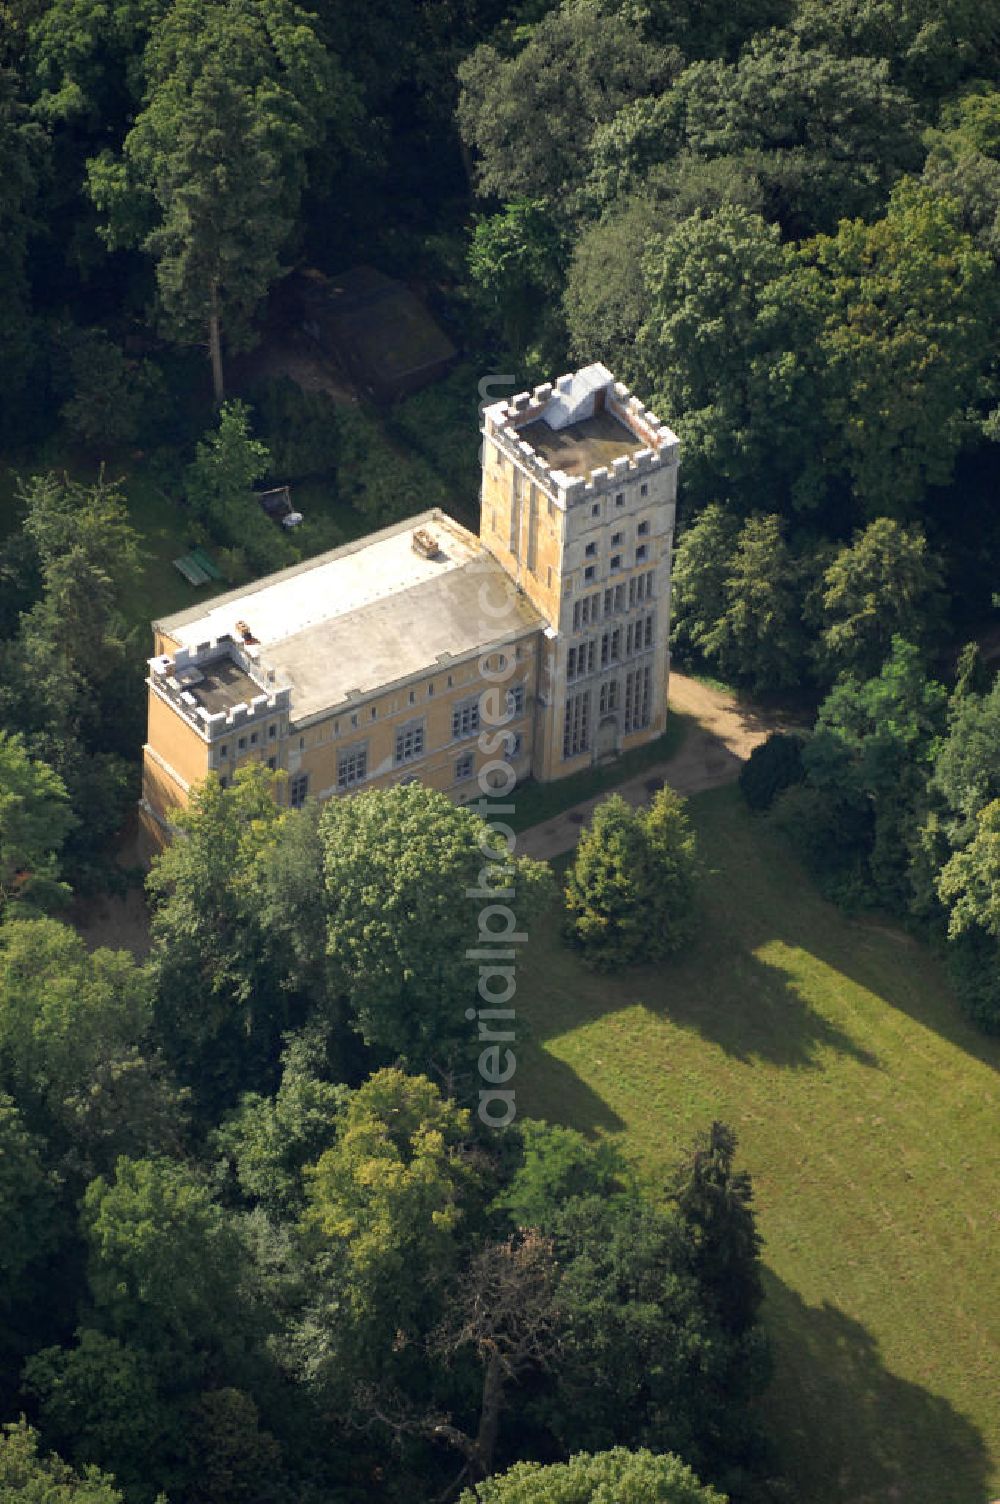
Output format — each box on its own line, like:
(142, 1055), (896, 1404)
(89, 0), (351, 400)
(0, 0), (998, 1497)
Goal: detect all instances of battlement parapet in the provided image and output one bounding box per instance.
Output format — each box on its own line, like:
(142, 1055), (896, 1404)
(149, 636), (292, 739)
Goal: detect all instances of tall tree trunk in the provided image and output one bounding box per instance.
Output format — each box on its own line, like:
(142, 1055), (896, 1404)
(209, 281), (224, 405)
(472, 1356), (505, 1480)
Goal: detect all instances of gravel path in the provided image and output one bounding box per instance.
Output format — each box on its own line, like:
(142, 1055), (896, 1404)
(516, 670), (794, 860)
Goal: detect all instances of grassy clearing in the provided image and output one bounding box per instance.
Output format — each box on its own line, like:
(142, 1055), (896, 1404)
(514, 786), (999, 1504)
(508, 713), (690, 832)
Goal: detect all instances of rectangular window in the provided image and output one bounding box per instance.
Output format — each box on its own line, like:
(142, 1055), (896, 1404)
(267, 756), (277, 771)
(507, 684), (525, 716)
(615, 491), (624, 508)
(636, 544), (648, 563)
(585, 541), (597, 557)
(527, 484), (538, 574)
(290, 772), (309, 808)
(395, 721), (425, 764)
(452, 699), (480, 739)
(623, 666), (652, 734)
(599, 679), (620, 715)
(638, 519), (650, 536)
(603, 588), (613, 617)
(219, 743), (228, 759)
(575, 592), (599, 631)
(645, 612), (655, 649)
(562, 690), (591, 759)
(268, 724), (277, 740)
(640, 482), (648, 497)
(455, 751), (474, 781)
(615, 583), (625, 613)
(584, 565), (595, 582)
(238, 736), (247, 751)
(337, 744), (367, 790)
(250, 732), (258, 745)
(591, 502), (601, 518)
(571, 641), (594, 679)
(611, 531), (623, 546)
(610, 554), (622, 572)
(628, 577), (637, 609)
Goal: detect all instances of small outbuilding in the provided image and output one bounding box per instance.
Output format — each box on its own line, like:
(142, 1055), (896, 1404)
(295, 266), (457, 402)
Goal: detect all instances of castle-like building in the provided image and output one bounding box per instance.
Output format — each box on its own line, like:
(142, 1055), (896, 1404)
(140, 363), (679, 846)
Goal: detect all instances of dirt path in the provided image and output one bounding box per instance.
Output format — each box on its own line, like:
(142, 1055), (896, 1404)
(516, 671), (796, 861)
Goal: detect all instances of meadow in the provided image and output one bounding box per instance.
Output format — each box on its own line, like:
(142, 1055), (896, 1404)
(514, 786), (1000, 1504)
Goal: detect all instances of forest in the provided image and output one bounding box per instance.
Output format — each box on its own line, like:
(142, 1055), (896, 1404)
(1, 0), (999, 1500)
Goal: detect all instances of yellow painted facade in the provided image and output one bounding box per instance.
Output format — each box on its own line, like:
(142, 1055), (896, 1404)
(141, 363), (679, 850)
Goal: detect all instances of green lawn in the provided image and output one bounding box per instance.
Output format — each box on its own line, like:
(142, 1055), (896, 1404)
(513, 786), (999, 1504)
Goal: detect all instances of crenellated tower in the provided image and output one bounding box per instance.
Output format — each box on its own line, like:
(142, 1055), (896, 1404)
(480, 362), (679, 780)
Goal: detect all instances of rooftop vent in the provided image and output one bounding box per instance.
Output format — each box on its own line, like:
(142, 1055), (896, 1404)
(411, 527), (439, 560)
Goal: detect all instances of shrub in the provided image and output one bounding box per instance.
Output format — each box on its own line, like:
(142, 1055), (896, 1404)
(739, 732), (806, 811)
(250, 377), (342, 480)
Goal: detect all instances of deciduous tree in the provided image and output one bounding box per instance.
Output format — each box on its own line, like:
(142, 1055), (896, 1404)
(0, 1419), (126, 1503)
(0, 918), (152, 1130)
(321, 784), (553, 1067)
(457, 7), (678, 215)
(459, 1446), (724, 1504)
(0, 732), (74, 916)
(818, 518), (946, 680)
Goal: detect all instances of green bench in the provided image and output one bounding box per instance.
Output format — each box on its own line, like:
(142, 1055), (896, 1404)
(190, 547), (223, 581)
(172, 548), (223, 587)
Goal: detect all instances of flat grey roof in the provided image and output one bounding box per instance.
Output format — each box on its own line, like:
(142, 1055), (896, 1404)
(157, 511), (544, 723)
(520, 410), (645, 479)
(266, 561), (541, 721)
(183, 658), (263, 716)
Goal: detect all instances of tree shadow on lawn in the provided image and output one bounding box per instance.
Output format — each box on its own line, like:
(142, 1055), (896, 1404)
(512, 1016), (627, 1138)
(520, 911), (881, 1073)
(632, 935), (882, 1071)
(528, 789), (1000, 1073)
(761, 1269), (992, 1504)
